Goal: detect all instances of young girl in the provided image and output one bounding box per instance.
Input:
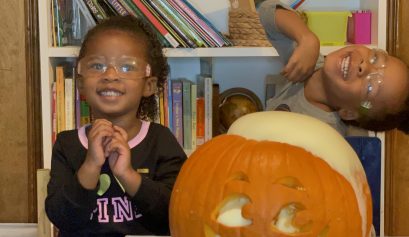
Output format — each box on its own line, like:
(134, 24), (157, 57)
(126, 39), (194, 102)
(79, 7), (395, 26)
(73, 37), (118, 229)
(256, 0), (409, 135)
(45, 16), (187, 236)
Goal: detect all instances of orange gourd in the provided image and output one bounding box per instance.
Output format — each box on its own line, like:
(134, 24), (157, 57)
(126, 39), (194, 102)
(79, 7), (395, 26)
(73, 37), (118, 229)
(170, 112), (372, 237)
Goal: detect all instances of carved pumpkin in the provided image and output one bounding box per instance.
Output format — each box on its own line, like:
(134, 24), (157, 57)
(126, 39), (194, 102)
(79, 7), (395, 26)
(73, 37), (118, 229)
(170, 111), (372, 237)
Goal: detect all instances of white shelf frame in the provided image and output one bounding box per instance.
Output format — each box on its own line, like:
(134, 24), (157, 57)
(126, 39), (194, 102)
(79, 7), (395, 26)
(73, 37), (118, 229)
(38, 1), (387, 235)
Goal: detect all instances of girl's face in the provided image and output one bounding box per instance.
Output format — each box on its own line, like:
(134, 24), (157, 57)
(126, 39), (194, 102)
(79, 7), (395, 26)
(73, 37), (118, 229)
(322, 45), (409, 119)
(78, 29), (156, 119)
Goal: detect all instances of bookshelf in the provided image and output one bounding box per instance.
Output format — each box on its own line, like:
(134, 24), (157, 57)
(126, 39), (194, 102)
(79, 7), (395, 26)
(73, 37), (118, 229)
(39, 0), (387, 165)
(39, 0), (387, 235)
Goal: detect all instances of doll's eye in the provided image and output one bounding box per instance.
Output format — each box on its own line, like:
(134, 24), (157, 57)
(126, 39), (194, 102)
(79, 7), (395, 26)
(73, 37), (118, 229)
(118, 63), (137, 73)
(89, 63), (106, 71)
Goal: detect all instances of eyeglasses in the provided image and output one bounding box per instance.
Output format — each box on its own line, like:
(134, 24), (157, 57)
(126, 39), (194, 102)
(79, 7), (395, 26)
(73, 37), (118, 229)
(77, 55), (150, 79)
(360, 48), (388, 110)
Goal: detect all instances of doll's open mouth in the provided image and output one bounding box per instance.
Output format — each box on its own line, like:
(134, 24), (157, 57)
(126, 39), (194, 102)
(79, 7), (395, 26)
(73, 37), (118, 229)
(98, 89), (124, 97)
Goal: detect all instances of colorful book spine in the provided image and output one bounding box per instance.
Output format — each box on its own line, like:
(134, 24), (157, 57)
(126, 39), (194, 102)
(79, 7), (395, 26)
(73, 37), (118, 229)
(131, 0), (180, 48)
(180, 79), (192, 150)
(64, 77), (75, 130)
(190, 83), (197, 150)
(150, 0), (207, 47)
(75, 0), (97, 27)
(196, 97), (205, 147)
(163, 81), (169, 127)
(196, 75), (212, 142)
(117, 0), (138, 17)
(140, 0), (188, 47)
(167, 0), (215, 47)
(106, 0), (129, 15)
(53, 0), (64, 46)
(170, 0), (226, 47)
(80, 95), (91, 126)
(146, 0), (199, 48)
(84, 0), (108, 23)
(159, 90), (165, 125)
(75, 87), (81, 129)
(204, 76), (213, 141)
(171, 79), (184, 147)
(212, 83), (220, 137)
(118, 0), (172, 47)
(55, 66), (66, 133)
(51, 82), (57, 143)
(167, 78), (173, 131)
(178, 0), (232, 46)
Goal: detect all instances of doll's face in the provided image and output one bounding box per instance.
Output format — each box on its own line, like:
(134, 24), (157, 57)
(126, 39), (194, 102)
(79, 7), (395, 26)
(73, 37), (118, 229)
(78, 30), (156, 119)
(322, 45), (409, 118)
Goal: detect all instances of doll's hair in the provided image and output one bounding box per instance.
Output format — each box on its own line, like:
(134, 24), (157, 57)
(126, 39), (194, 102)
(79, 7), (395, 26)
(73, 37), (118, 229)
(344, 70), (409, 133)
(77, 15), (169, 121)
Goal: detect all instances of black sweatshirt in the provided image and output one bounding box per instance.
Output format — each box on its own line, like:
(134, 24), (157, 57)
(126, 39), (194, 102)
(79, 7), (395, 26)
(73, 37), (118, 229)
(45, 121), (187, 237)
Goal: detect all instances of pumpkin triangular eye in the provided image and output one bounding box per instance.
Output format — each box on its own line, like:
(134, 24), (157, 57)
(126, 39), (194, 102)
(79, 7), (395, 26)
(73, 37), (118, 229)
(216, 194), (252, 227)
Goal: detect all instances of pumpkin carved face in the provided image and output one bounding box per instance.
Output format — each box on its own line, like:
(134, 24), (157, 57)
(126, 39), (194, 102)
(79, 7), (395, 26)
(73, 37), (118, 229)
(170, 112), (372, 237)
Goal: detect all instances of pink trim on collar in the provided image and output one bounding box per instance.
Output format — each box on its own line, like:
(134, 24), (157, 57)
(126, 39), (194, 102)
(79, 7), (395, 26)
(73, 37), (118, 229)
(77, 121), (151, 149)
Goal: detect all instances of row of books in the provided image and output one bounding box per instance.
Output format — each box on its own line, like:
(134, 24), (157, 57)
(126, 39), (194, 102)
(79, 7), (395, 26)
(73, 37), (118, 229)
(157, 77), (220, 151)
(51, 64), (219, 151)
(52, 0), (232, 48)
(52, 64), (91, 143)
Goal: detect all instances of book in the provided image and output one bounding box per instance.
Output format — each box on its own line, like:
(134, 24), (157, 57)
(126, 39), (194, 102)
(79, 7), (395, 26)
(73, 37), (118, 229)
(159, 91), (165, 125)
(171, 79), (183, 147)
(55, 66), (66, 133)
(167, 0), (218, 47)
(147, 0), (205, 47)
(144, 0), (197, 48)
(167, 77), (173, 131)
(204, 77), (213, 141)
(196, 97), (205, 147)
(175, 0), (232, 46)
(84, 0), (108, 23)
(212, 83), (220, 137)
(73, 0), (97, 45)
(117, 0), (139, 16)
(64, 77), (75, 130)
(100, 0), (121, 16)
(163, 81), (170, 127)
(180, 78), (192, 150)
(106, 0), (130, 15)
(51, 83), (57, 143)
(197, 75), (213, 142)
(79, 95), (91, 126)
(117, 0), (172, 47)
(140, 0), (187, 47)
(52, 0), (64, 46)
(130, 0), (180, 48)
(190, 83), (197, 150)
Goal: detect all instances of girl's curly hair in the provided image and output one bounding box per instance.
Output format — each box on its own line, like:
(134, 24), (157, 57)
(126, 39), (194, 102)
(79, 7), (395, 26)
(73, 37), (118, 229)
(77, 15), (169, 121)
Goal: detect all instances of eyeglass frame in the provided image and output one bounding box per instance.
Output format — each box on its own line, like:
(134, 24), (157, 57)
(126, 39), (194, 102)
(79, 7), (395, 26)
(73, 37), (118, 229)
(77, 55), (151, 79)
(360, 48), (388, 111)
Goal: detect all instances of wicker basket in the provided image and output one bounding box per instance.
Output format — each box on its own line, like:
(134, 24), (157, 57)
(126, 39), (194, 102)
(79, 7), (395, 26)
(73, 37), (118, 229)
(228, 8), (272, 47)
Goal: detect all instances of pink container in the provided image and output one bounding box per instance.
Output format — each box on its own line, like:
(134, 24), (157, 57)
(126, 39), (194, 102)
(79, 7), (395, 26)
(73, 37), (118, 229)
(348, 11), (371, 44)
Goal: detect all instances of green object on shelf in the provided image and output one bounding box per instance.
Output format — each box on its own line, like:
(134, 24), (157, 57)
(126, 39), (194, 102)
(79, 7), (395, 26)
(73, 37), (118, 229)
(305, 11), (352, 46)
